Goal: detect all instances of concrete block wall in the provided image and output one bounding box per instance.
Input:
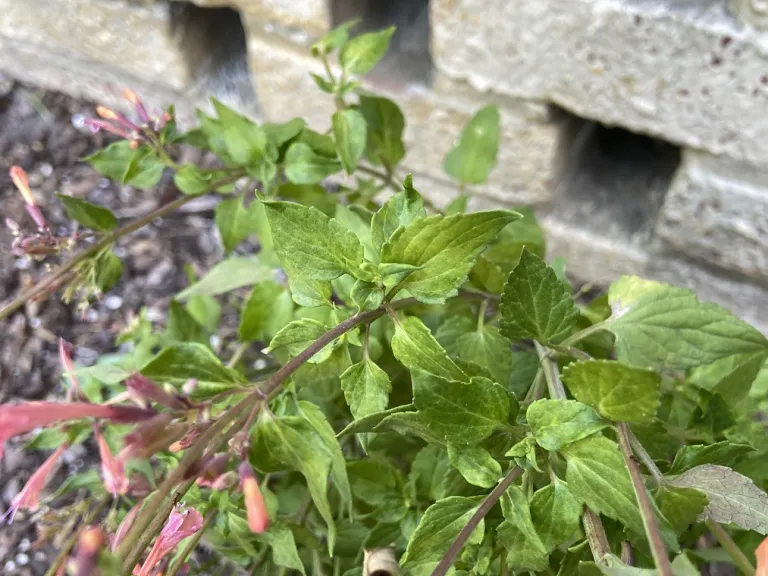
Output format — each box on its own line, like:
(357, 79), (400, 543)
(1, 0), (767, 330)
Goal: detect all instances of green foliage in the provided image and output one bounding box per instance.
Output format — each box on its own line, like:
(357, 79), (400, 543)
(26, 18), (768, 576)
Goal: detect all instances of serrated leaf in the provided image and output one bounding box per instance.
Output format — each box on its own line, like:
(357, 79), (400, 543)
(140, 343), (243, 400)
(313, 19), (359, 54)
(562, 436), (678, 550)
(668, 441), (755, 475)
(401, 496), (484, 567)
(297, 401), (351, 511)
(358, 95), (405, 169)
(122, 146), (164, 189)
(176, 256), (270, 300)
(263, 200), (364, 282)
(239, 281), (293, 342)
(339, 27), (395, 76)
(609, 284), (768, 370)
(215, 196), (262, 253)
(500, 248), (578, 342)
(561, 360), (661, 424)
(174, 163), (211, 195)
(335, 203), (376, 262)
(83, 140), (135, 181)
(94, 250), (122, 292)
(257, 522), (306, 575)
(530, 479), (583, 552)
(166, 300), (207, 345)
(443, 105), (500, 185)
(608, 276), (664, 316)
(284, 142), (341, 184)
(347, 459), (405, 516)
(527, 399), (608, 451)
(267, 319), (336, 364)
(373, 411), (446, 445)
(370, 174), (426, 250)
(687, 351), (768, 408)
(337, 404), (415, 437)
(655, 485), (708, 533)
(505, 437), (540, 472)
(454, 326), (513, 387)
(249, 413), (337, 553)
(333, 109), (367, 174)
(212, 98), (267, 165)
(56, 194), (117, 231)
(412, 369), (509, 444)
(669, 464), (768, 534)
(278, 182), (335, 216)
(340, 358), (391, 420)
(350, 280), (384, 311)
(446, 442), (501, 488)
(483, 206), (546, 271)
(382, 210), (520, 303)
(498, 485), (549, 572)
(391, 315), (467, 382)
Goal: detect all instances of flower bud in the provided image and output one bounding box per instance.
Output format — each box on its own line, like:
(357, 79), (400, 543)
(239, 462), (269, 534)
(74, 526), (103, 576)
(125, 374), (186, 411)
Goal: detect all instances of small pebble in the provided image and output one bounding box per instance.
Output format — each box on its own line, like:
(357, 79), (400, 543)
(15, 553), (29, 566)
(18, 538), (30, 552)
(39, 162), (53, 177)
(33, 552), (46, 563)
(13, 258), (31, 270)
(86, 308), (99, 323)
(105, 295), (123, 310)
(254, 358), (267, 370)
(4, 561), (16, 572)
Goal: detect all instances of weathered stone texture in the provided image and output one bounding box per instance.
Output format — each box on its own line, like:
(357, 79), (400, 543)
(432, 0), (768, 166)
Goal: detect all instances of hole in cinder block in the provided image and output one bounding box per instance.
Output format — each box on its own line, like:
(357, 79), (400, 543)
(551, 106), (682, 243)
(168, 2), (257, 114)
(330, 0), (433, 90)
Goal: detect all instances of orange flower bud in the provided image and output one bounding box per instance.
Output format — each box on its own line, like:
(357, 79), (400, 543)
(239, 462), (269, 534)
(757, 535), (768, 576)
(10, 166), (35, 206)
(96, 106), (119, 120)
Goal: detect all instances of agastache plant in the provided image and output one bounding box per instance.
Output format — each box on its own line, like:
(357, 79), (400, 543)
(1, 19), (768, 576)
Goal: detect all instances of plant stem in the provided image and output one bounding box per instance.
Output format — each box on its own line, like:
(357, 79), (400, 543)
(582, 508), (611, 563)
(620, 541), (634, 566)
(477, 299), (488, 332)
(706, 519), (755, 575)
(166, 510), (216, 576)
(44, 495), (111, 576)
(628, 429), (664, 487)
(0, 172), (244, 322)
(227, 342), (249, 369)
(431, 467), (523, 576)
(357, 165), (400, 192)
(559, 321), (608, 349)
(616, 422), (672, 576)
(534, 341), (566, 400)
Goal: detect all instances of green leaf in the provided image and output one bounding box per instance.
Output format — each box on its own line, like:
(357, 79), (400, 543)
(94, 250), (122, 292)
(278, 182), (335, 216)
(373, 411), (446, 445)
(284, 142), (341, 184)
(239, 281), (293, 342)
(669, 464), (768, 534)
(264, 118), (306, 149)
(530, 479), (583, 552)
(445, 195), (469, 216)
(413, 369), (510, 444)
(382, 210), (520, 303)
(339, 27), (395, 76)
(443, 105), (501, 185)
(500, 248), (579, 343)
(505, 436), (540, 472)
(55, 194), (117, 231)
(561, 360), (661, 424)
(655, 485), (708, 533)
(165, 300), (207, 345)
(267, 319), (336, 364)
(176, 256), (270, 300)
(122, 147), (164, 189)
(687, 351), (768, 408)
(340, 358), (392, 420)
(337, 404), (415, 436)
(263, 200), (364, 282)
(313, 19), (360, 54)
(497, 486), (549, 572)
(83, 140), (135, 181)
(297, 400), (352, 510)
(347, 459), (405, 516)
(370, 174), (426, 250)
(335, 203), (376, 261)
(350, 280), (384, 311)
(332, 109), (367, 174)
(562, 436), (678, 550)
(140, 343), (243, 399)
(257, 522), (306, 575)
(401, 496), (484, 568)
(173, 164), (212, 195)
(454, 326), (513, 387)
(482, 206), (546, 271)
(526, 399), (608, 451)
(358, 95), (405, 169)
(391, 315), (467, 382)
(446, 442), (501, 488)
(668, 441), (755, 475)
(215, 196), (261, 253)
(212, 98), (267, 165)
(608, 283), (768, 370)
(249, 413), (338, 554)
(608, 276), (664, 314)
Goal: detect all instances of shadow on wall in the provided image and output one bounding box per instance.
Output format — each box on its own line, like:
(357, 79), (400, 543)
(331, 0), (433, 91)
(168, 1), (258, 114)
(550, 106), (682, 245)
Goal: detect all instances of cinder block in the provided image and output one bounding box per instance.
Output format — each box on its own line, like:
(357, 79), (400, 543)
(729, 0), (768, 30)
(656, 149), (768, 282)
(246, 32), (559, 206)
(0, 0), (190, 92)
(432, 0), (768, 166)
(236, 0), (330, 41)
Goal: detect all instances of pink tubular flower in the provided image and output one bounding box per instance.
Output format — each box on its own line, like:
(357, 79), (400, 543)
(123, 88), (150, 124)
(239, 462), (269, 534)
(74, 526), (104, 576)
(137, 506), (204, 576)
(125, 374), (186, 411)
(4, 444), (67, 523)
(0, 402), (156, 459)
(192, 453), (229, 488)
(10, 166), (46, 229)
(59, 339), (82, 399)
(93, 424), (128, 496)
(112, 498), (144, 552)
(169, 420), (212, 453)
(757, 535), (768, 576)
